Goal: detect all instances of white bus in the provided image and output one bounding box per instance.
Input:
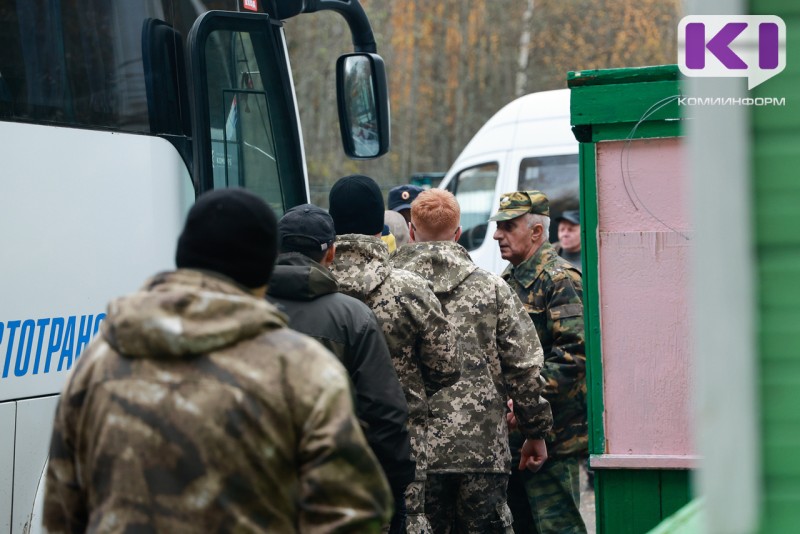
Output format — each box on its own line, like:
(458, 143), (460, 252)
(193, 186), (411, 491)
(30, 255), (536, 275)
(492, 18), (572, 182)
(0, 1), (390, 531)
(439, 89), (578, 274)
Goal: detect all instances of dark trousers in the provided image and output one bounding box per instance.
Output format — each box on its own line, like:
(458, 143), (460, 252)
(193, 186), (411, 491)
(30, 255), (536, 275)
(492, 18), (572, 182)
(507, 456), (586, 534)
(425, 472), (513, 533)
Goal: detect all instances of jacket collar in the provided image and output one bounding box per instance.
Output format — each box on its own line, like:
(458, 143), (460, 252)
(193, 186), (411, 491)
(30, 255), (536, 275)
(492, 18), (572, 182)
(268, 253), (338, 301)
(505, 242), (558, 289)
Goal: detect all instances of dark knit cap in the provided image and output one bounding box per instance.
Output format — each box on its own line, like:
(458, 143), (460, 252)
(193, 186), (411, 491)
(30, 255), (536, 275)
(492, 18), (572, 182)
(328, 174), (385, 235)
(175, 188), (278, 288)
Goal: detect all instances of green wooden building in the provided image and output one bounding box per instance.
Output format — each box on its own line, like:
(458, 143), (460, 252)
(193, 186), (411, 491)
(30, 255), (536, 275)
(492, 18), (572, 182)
(568, 64), (693, 534)
(570, 0), (799, 532)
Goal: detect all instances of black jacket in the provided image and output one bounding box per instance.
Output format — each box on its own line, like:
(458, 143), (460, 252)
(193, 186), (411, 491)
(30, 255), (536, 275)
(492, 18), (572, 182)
(268, 253), (415, 491)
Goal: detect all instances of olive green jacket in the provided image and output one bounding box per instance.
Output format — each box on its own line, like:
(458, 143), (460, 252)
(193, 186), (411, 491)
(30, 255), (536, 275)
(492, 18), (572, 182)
(502, 242), (587, 457)
(44, 269), (392, 533)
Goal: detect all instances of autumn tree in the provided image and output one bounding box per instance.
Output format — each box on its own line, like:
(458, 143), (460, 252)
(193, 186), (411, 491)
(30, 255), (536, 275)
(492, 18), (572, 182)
(285, 0), (682, 207)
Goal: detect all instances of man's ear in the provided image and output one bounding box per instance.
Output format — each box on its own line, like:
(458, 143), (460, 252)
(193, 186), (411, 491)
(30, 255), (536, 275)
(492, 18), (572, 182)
(409, 222), (416, 243)
(323, 244), (336, 266)
(454, 226), (462, 242)
(531, 222), (544, 243)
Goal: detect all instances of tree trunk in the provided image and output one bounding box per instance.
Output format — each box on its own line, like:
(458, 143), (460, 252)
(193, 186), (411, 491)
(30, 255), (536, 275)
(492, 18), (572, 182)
(515, 0), (534, 97)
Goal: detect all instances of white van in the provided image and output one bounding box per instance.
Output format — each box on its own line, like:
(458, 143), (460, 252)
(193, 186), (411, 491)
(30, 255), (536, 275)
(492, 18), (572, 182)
(439, 89), (579, 274)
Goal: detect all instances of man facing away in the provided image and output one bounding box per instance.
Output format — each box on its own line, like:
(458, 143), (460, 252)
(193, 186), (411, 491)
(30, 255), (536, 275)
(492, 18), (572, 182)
(388, 184), (425, 224)
(393, 189), (553, 533)
(267, 203), (415, 533)
(385, 209), (411, 248)
(491, 191), (587, 534)
(328, 175), (461, 533)
(43, 188), (392, 533)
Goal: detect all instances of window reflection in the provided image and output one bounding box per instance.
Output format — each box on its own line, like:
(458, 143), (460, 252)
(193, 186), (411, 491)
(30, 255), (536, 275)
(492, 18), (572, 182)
(342, 56), (379, 158)
(205, 29), (282, 212)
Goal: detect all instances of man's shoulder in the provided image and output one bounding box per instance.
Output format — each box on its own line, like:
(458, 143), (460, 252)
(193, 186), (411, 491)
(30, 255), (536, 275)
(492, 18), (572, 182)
(538, 248), (581, 286)
(257, 324), (337, 357)
(458, 266), (506, 296)
(384, 265), (436, 295)
(473, 266), (506, 285)
(321, 291), (380, 328)
(255, 326), (351, 381)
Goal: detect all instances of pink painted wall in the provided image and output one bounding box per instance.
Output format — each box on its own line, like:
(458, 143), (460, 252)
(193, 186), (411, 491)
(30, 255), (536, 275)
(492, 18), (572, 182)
(595, 137), (694, 466)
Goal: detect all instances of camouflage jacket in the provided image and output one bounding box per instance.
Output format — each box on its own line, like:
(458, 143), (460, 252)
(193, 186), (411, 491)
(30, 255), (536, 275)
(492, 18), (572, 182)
(502, 242), (587, 457)
(331, 234), (461, 480)
(43, 269), (392, 534)
(393, 242), (552, 473)
(267, 252), (415, 492)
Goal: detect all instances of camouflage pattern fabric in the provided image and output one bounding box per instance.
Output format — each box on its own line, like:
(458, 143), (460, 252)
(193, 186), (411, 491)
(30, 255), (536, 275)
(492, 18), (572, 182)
(506, 456), (586, 534)
(425, 473), (514, 533)
(404, 481), (433, 534)
(489, 190), (550, 221)
(393, 241), (552, 475)
(43, 269), (392, 534)
(501, 241), (587, 457)
(330, 235), (460, 524)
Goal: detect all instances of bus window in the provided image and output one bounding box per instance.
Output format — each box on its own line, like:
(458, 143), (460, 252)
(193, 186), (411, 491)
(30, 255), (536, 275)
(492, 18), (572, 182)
(206, 33), (279, 198)
(190, 12), (306, 215)
(447, 162), (498, 251)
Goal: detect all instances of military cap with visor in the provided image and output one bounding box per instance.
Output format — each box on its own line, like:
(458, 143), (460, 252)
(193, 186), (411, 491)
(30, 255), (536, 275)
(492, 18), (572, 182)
(488, 190), (550, 222)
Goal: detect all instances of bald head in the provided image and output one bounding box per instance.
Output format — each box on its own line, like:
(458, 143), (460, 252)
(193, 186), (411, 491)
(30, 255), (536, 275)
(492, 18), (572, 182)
(410, 189), (461, 243)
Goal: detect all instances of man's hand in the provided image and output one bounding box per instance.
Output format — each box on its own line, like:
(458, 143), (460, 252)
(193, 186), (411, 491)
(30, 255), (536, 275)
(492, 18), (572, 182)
(519, 438), (547, 472)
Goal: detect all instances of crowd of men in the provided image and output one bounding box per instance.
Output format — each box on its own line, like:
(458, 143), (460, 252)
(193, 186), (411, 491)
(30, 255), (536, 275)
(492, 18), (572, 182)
(42, 177), (587, 533)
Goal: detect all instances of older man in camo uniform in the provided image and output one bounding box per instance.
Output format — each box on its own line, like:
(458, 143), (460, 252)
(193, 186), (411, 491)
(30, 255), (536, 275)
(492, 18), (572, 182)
(329, 175), (462, 533)
(43, 189), (392, 533)
(491, 191), (587, 534)
(393, 189), (553, 533)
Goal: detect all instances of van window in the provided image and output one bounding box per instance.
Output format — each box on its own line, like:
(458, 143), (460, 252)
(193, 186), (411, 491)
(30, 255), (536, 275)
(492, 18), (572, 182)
(446, 163), (498, 251)
(518, 154), (580, 242)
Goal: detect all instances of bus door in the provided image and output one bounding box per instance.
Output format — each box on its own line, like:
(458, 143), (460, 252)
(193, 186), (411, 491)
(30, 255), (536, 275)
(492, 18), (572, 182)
(188, 11), (307, 215)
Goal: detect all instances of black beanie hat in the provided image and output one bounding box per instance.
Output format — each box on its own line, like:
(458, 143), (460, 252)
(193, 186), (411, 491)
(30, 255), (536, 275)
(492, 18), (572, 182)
(175, 188), (278, 288)
(328, 174), (385, 235)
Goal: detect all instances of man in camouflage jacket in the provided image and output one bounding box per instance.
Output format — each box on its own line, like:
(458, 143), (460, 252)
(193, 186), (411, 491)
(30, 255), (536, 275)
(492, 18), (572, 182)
(491, 190), (588, 534)
(268, 203), (415, 533)
(43, 189), (392, 533)
(329, 175), (461, 534)
(393, 189), (553, 533)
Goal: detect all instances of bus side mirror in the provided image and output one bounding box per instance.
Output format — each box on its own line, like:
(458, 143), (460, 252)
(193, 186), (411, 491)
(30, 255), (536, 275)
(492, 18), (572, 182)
(336, 53), (390, 159)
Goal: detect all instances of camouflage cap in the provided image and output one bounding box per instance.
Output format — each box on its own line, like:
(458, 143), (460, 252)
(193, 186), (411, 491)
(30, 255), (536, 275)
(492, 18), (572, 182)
(488, 191), (550, 222)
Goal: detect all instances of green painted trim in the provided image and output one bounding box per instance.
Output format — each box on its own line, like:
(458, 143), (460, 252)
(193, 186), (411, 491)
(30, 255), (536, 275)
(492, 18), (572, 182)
(581, 122), (683, 143)
(571, 81), (682, 126)
(580, 142), (605, 456)
(596, 469), (692, 534)
(568, 65), (680, 87)
(569, 64), (683, 144)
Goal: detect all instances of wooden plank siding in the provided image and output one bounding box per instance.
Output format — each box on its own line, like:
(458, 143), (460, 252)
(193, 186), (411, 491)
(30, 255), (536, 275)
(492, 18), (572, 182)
(752, 1), (800, 530)
(569, 66), (692, 534)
